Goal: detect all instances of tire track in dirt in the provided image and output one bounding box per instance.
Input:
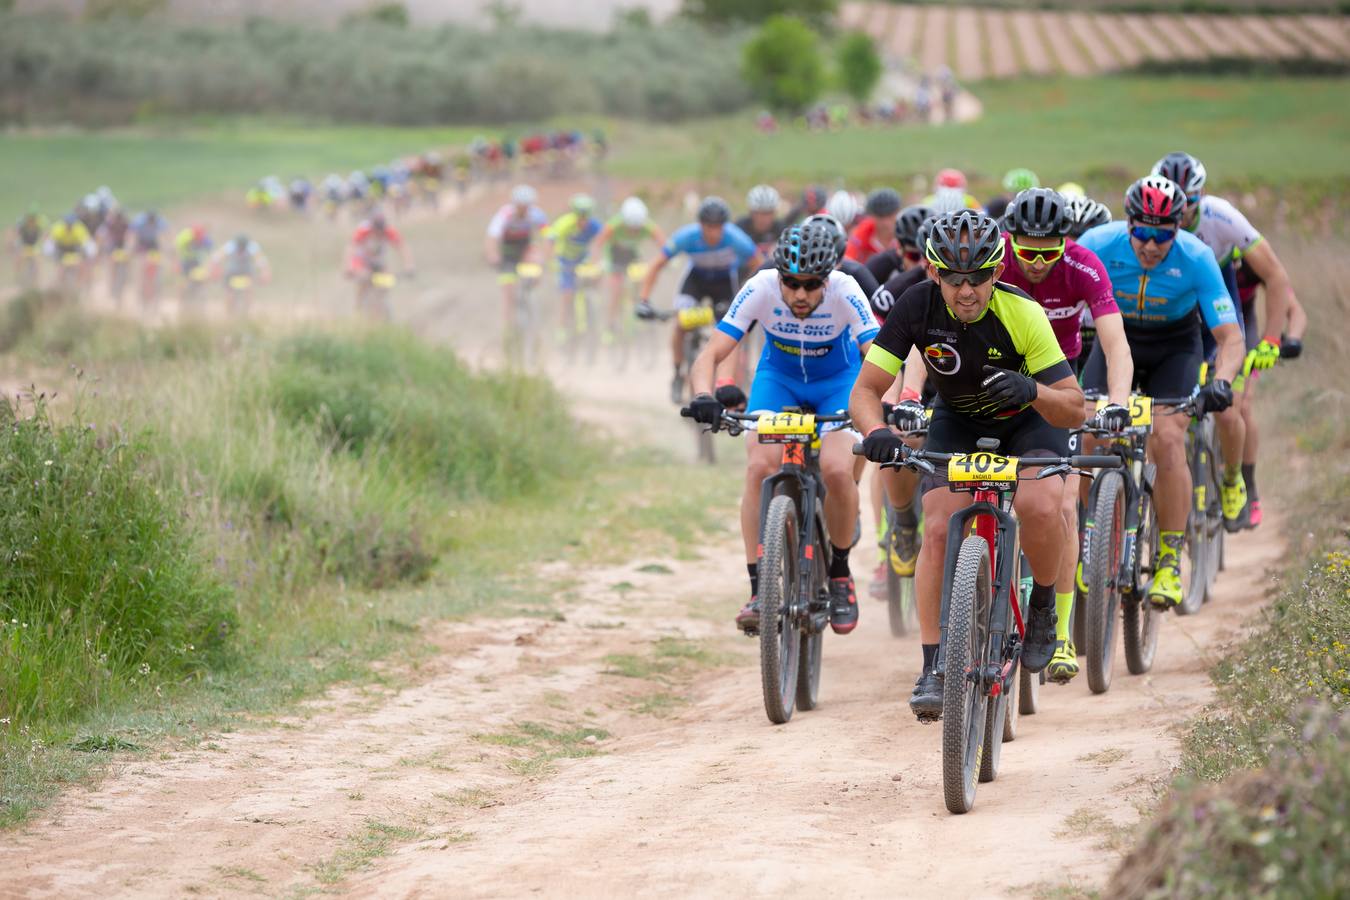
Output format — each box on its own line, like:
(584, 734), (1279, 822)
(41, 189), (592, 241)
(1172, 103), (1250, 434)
(1008, 11), (1055, 77)
(1040, 10), (1093, 77)
(952, 8), (986, 83)
(985, 10), (1023, 80)
(1065, 12), (1119, 73)
(918, 5), (949, 73)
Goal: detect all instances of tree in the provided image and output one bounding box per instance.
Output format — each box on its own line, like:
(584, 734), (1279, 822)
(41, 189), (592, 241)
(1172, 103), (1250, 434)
(741, 15), (825, 115)
(683, 0), (836, 31)
(836, 31), (881, 105)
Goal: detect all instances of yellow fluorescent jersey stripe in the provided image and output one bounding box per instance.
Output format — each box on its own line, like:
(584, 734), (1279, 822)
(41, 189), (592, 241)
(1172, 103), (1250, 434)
(864, 344), (905, 376)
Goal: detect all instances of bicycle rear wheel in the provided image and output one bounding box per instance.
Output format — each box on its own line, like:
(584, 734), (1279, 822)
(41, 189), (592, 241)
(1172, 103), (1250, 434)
(759, 494), (801, 725)
(943, 534), (992, 814)
(1123, 491), (1161, 674)
(1085, 472), (1126, 695)
(1179, 424), (1213, 616)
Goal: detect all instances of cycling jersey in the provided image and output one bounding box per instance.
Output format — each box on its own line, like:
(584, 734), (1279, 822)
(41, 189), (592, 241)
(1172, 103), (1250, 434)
(221, 239), (263, 276)
(487, 203), (548, 264)
(734, 214), (783, 256)
(547, 212), (603, 264)
(662, 223), (757, 276)
(1076, 222), (1237, 332)
(1189, 195), (1262, 267)
(604, 216), (659, 255)
(998, 235), (1118, 360)
(867, 281), (1071, 426)
(870, 264), (927, 324)
(130, 213), (169, 251)
(844, 217), (892, 262)
(719, 268), (879, 383)
(17, 216), (45, 245)
(99, 215), (130, 250)
(175, 229), (212, 260)
(864, 247), (907, 287)
(48, 221), (92, 250)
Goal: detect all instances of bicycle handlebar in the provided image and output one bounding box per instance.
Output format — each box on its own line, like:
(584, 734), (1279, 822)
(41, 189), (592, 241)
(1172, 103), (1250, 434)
(680, 407), (852, 435)
(850, 444), (1122, 477)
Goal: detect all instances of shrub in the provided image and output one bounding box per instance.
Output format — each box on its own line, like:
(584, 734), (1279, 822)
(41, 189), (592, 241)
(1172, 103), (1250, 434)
(741, 16), (826, 114)
(836, 31), (882, 105)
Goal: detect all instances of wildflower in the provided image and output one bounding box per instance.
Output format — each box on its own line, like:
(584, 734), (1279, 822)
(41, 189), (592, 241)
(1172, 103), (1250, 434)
(1251, 829), (1273, 846)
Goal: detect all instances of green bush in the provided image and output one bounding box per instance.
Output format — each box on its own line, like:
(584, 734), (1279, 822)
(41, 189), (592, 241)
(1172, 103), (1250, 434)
(0, 13), (752, 126)
(741, 16), (826, 113)
(836, 31), (882, 105)
(0, 398), (234, 730)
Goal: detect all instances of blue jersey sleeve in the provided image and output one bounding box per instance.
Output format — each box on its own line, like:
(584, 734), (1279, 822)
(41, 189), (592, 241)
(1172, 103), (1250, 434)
(724, 223), (759, 265)
(662, 224), (698, 259)
(1191, 243), (1239, 330)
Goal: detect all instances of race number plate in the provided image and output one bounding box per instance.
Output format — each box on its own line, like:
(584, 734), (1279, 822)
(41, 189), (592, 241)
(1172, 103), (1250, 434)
(371, 271), (397, 289)
(227, 275), (252, 290)
(626, 262), (648, 281)
(677, 306), (715, 330)
(189, 266), (208, 282)
(1097, 394), (1153, 427)
(576, 262), (602, 280)
(756, 412), (816, 444)
(947, 452), (1018, 484)
(515, 262), (543, 280)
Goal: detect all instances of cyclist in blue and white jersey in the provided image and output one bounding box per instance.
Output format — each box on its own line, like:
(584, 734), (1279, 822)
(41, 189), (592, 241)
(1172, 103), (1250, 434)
(1076, 176), (1246, 610)
(685, 222), (878, 636)
(1153, 151), (1300, 531)
(636, 196), (761, 402)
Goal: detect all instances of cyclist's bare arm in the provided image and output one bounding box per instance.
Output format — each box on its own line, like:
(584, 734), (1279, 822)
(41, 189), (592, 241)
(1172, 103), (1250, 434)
(1284, 293), (1307, 341)
(689, 330), (739, 396)
(1211, 321), (1246, 383)
(639, 253), (670, 299)
(593, 223), (615, 251)
(849, 359), (903, 436)
(1032, 374), (1086, 428)
(483, 233), (500, 266)
(1092, 311), (1134, 406)
(1241, 240), (1294, 343)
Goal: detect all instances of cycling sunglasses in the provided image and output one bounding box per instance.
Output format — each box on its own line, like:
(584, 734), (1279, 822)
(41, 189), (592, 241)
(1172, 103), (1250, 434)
(934, 266), (998, 287)
(1186, 194), (1202, 205)
(1129, 224), (1178, 245)
(780, 274), (825, 292)
(1010, 237), (1066, 265)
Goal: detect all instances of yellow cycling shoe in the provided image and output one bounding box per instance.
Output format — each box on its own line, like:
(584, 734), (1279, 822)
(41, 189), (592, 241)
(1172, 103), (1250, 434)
(1148, 558), (1183, 610)
(1047, 639), (1079, 684)
(1220, 476), (1247, 533)
(887, 524), (919, 577)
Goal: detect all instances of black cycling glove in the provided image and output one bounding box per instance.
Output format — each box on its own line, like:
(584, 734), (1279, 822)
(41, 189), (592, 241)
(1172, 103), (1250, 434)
(981, 365), (1038, 410)
(1279, 336), (1303, 359)
(687, 393), (723, 428)
(1196, 379), (1234, 415)
(634, 299), (657, 320)
(1092, 403), (1131, 432)
(887, 399), (928, 433)
(861, 427), (908, 465)
(714, 383), (747, 411)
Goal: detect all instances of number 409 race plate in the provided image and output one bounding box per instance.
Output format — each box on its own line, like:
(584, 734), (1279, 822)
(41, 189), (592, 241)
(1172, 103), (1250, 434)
(947, 451), (1018, 483)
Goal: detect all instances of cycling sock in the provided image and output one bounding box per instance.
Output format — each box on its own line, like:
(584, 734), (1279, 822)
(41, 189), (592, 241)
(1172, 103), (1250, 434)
(829, 545), (851, 579)
(1241, 463), (1258, 501)
(1223, 464), (1242, 486)
(894, 501), (919, 528)
(922, 643), (938, 672)
(1054, 591), (1074, 641)
(747, 563), (759, 597)
(1159, 530), (1184, 561)
(1029, 581), (1054, 610)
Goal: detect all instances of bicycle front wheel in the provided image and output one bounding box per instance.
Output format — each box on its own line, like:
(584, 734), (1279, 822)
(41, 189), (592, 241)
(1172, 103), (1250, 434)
(1085, 471), (1126, 694)
(943, 534), (992, 814)
(759, 494), (801, 725)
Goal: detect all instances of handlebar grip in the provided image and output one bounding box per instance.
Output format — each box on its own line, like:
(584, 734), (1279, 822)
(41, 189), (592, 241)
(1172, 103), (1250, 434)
(1070, 455), (1123, 468)
(679, 407), (694, 418)
(851, 442), (864, 456)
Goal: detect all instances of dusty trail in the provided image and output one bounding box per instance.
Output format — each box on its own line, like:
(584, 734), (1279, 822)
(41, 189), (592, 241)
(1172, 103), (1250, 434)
(4, 178), (1289, 898)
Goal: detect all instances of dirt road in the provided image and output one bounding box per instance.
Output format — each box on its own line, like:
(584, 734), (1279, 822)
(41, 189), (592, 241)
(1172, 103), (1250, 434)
(3, 183), (1287, 899)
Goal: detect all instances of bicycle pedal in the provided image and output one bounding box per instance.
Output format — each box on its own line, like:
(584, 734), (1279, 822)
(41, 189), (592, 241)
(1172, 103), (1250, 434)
(914, 711), (941, 725)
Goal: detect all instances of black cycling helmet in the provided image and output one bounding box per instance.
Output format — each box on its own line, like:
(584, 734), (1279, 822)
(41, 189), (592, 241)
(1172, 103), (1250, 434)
(894, 204), (933, 248)
(803, 213), (847, 258)
(1124, 175), (1185, 226)
(697, 196), (731, 225)
(234, 233), (250, 246)
(1066, 196), (1112, 238)
(915, 214), (940, 256)
(865, 186), (902, 218)
(774, 222), (840, 278)
(1001, 188), (1070, 239)
(801, 185), (827, 212)
(925, 210), (1005, 271)
(1152, 151), (1207, 197)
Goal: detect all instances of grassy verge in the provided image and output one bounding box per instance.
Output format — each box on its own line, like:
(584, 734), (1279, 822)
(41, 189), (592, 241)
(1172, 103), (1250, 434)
(1105, 228), (1349, 897)
(0, 301), (735, 827)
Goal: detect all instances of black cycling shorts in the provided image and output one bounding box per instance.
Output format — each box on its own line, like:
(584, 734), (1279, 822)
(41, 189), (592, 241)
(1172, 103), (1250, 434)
(677, 268), (738, 320)
(1083, 320), (1201, 401)
(922, 403), (1070, 493)
(1242, 297), (1259, 351)
(608, 245), (638, 270)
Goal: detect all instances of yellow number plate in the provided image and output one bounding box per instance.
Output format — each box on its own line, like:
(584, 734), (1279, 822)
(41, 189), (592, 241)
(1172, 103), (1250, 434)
(189, 266), (208, 282)
(516, 262), (543, 279)
(756, 412), (816, 443)
(626, 262), (648, 281)
(227, 275), (252, 290)
(947, 452), (1019, 484)
(61, 252), (82, 265)
(1097, 394), (1153, 427)
(677, 306), (715, 330)
(371, 272), (397, 289)
(111, 249), (128, 262)
(576, 262), (602, 280)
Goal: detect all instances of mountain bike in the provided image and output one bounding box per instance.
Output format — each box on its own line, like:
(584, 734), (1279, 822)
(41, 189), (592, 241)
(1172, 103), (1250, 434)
(17, 245), (39, 290)
(607, 261), (647, 370)
(570, 261), (603, 364)
(1178, 392), (1224, 616)
(880, 408), (931, 638)
(870, 441), (1121, 814)
(656, 303), (717, 464)
(686, 408), (852, 724)
(506, 261), (543, 369)
(56, 251), (84, 301)
(180, 262), (210, 311)
(224, 273), (254, 318)
(356, 265), (398, 321)
(108, 247), (129, 307)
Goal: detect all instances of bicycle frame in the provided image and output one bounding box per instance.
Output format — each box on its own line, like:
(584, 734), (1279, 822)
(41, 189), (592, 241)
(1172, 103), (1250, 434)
(756, 440), (830, 633)
(1082, 432), (1152, 600)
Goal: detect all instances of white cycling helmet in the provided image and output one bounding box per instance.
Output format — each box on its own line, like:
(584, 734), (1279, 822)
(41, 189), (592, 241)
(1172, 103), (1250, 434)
(825, 190), (860, 228)
(511, 183), (538, 206)
(929, 187), (968, 215)
(746, 184), (780, 213)
(620, 196), (648, 227)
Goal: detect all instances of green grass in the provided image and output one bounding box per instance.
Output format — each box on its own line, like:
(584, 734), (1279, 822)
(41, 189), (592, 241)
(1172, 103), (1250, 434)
(473, 721), (610, 777)
(310, 819), (425, 885)
(608, 77), (1350, 197)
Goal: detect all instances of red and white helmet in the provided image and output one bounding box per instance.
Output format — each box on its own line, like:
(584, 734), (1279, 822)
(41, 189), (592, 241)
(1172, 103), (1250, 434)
(935, 168), (967, 190)
(1124, 175), (1185, 226)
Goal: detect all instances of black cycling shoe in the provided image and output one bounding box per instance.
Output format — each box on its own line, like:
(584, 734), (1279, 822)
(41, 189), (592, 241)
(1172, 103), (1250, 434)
(669, 373), (685, 405)
(909, 669), (942, 722)
(1021, 605), (1058, 674)
(828, 577), (858, 634)
(735, 597), (760, 635)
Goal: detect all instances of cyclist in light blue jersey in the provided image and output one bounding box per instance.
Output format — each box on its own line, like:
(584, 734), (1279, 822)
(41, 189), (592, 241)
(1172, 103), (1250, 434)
(685, 222), (877, 636)
(636, 196), (761, 402)
(1076, 176), (1246, 609)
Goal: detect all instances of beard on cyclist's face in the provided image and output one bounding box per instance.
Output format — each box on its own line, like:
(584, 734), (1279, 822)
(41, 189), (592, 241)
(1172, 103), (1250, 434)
(930, 260), (1002, 323)
(778, 276), (826, 318)
(1012, 234), (1062, 285)
(700, 223), (724, 245)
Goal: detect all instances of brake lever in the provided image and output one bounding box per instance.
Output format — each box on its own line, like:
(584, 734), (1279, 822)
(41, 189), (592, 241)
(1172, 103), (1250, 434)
(1034, 463), (1072, 480)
